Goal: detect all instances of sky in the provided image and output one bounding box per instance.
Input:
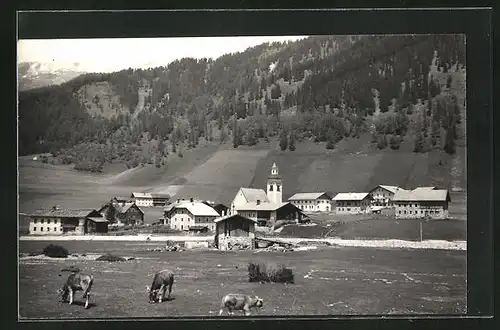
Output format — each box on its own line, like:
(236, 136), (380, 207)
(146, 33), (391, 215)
(18, 36), (308, 73)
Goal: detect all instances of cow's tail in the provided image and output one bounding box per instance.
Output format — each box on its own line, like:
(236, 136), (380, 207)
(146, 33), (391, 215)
(83, 275), (94, 298)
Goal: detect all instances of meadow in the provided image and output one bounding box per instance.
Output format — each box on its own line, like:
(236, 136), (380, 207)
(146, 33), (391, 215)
(18, 241), (466, 319)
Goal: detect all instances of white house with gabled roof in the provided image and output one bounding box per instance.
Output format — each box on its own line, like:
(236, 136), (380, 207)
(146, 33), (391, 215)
(332, 192), (373, 214)
(392, 188), (451, 219)
(288, 192), (332, 212)
(368, 185), (407, 207)
(166, 200), (220, 232)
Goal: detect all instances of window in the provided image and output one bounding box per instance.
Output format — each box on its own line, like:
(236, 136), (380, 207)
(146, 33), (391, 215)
(399, 211), (401, 214)
(41, 227), (43, 231)
(33, 227), (36, 231)
(404, 211), (407, 214)
(346, 208), (351, 211)
(48, 219), (51, 224)
(59, 227), (62, 231)
(277, 185), (280, 192)
(269, 185), (273, 191)
(54, 227), (57, 231)
(41, 219), (45, 224)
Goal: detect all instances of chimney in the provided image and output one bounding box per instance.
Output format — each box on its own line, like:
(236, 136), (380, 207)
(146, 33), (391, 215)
(51, 205), (58, 211)
(256, 200), (261, 205)
(177, 199), (180, 203)
(190, 197), (194, 203)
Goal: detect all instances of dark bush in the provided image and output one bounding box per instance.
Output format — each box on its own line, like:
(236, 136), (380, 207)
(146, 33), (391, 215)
(248, 262), (269, 283)
(248, 262), (294, 284)
(269, 265), (295, 284)
(61, 265), (80, 272)
(96, 253), (126, 262)
(43, 244), (69, 258)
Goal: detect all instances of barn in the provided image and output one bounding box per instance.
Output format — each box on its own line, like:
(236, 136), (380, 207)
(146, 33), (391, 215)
(214, 214), (256, 250)
(28, 206), (108, 235)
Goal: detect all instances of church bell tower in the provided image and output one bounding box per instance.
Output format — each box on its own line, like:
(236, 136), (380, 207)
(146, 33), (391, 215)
(266, 162), (282, 204)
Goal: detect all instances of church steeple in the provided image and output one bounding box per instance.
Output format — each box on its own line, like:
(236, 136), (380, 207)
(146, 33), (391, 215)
(267, 162), (282, 204)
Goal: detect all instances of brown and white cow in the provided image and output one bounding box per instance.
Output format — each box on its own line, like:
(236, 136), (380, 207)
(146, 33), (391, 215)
(57, 272), (94, 309)
(146, 269), (174, 303)
(219, 293), (264, 316)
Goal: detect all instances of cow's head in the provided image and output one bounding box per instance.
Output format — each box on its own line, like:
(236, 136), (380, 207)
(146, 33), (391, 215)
(255, 296), (264, 308)
(146, 285), (158, 303)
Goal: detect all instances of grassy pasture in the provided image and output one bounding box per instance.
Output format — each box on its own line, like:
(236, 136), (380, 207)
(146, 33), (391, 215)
(18, 242), (466, 319)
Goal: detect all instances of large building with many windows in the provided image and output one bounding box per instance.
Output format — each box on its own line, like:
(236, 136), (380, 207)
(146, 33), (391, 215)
(332, 193), (373, 214)
(288, 192), (332, 212)
(392, 188), (451, 219)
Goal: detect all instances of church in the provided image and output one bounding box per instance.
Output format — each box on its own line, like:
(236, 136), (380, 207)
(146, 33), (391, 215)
(229, 162), (304, 227)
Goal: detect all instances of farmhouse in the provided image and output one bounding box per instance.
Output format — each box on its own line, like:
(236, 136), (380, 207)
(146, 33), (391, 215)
(234, 201), (304, 227)
(98, 202), (144, 226)
(165, 199), (220, 232)
(28, 206), (108, 235)
(214, 214), (256, 250)
(368, 185), (407, 207)
(288, 192), (332, 212)
(392, 188), (451, 219)
(131, 192), (153, 207)
(332, 192), (373, 214)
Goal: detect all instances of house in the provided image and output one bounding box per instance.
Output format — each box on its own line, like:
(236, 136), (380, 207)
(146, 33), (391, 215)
(151, 194), (170, 207)
(288, 192), (332, 212)
(28, 206), (108, 235)
(332, 193), (373, 214)
(234, 200), (304, 227)
(131, 192), (154, 207)
(98, 202), (144, 226)
(368, 185), (407, 207)
(392, 188), (451, 219)
(165, 199), (220, 232)
(214, 214), (256, 250)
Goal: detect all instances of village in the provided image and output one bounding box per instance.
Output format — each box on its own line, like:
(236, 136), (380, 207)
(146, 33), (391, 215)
(24, 162), (453, 251)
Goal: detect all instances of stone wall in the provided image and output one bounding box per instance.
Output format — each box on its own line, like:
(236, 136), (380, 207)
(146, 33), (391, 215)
(218, 236), (255, 250)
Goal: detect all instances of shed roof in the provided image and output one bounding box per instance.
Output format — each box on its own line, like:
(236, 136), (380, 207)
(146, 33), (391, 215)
(392, 189), (451, 202)
(214, 214), (257, 223)
(288, 192), (330, 201)
(114, 202), (144, 214)
(332, 193), (371, 201)
(174, 201), (220, 217)
(239, 188), (269, 203)
(29, 208), (99, 218)
(87, 217), (109, 223)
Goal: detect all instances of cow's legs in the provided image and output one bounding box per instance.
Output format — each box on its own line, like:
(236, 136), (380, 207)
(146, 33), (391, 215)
(219, 308), (224, 316)
(68, 288), (74, 305)
(158, 284), (165, 303)
(84, 292), (90, 309)
(167, 282), (172, 300)
(244, 307), (251, 316)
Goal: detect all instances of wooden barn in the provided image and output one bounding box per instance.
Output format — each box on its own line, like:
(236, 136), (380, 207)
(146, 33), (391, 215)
(98, 202), (145, 226)
(214, 214), (256, 250)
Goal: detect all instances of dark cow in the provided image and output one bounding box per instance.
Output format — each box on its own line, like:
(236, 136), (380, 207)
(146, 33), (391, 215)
(219, 293), (264, 316)
(146, 269), (174, 303)
(57, 272), (94, 309)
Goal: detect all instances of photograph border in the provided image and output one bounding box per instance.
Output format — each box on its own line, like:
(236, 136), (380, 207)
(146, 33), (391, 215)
(8, 6), (494, 330)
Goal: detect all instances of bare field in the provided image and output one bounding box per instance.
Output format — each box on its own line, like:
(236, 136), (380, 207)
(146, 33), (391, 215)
(18, 241), (466, 319)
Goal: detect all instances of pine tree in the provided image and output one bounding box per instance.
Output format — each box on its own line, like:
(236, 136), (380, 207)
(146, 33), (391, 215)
(279, 129), (288, 151)
(288, 131), (296, 151)
(105, 201), (116, 223)
(413, 132), (424, 153)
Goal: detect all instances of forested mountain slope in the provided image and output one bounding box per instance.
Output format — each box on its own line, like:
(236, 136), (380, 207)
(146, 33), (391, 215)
(19, 35), (466, 194)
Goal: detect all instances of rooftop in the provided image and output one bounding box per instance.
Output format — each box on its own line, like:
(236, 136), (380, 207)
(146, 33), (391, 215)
(172, 201), (220, 217)
(370, 185), (407, 194)
(393, 189), (451, 202)
(239, 188), (269, 204)
(28, 208), (99, 218)
(214, 213), (257, 223)
(332, 193), (371, 201)
(288, 192), (330, 201)
(235, 201), (292, 211)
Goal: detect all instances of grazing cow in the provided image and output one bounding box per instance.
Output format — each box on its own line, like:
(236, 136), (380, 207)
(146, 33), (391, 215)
(57, 272), (94, 309)
(146, 269), (174, 303)
(219, 294), (264, 316)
